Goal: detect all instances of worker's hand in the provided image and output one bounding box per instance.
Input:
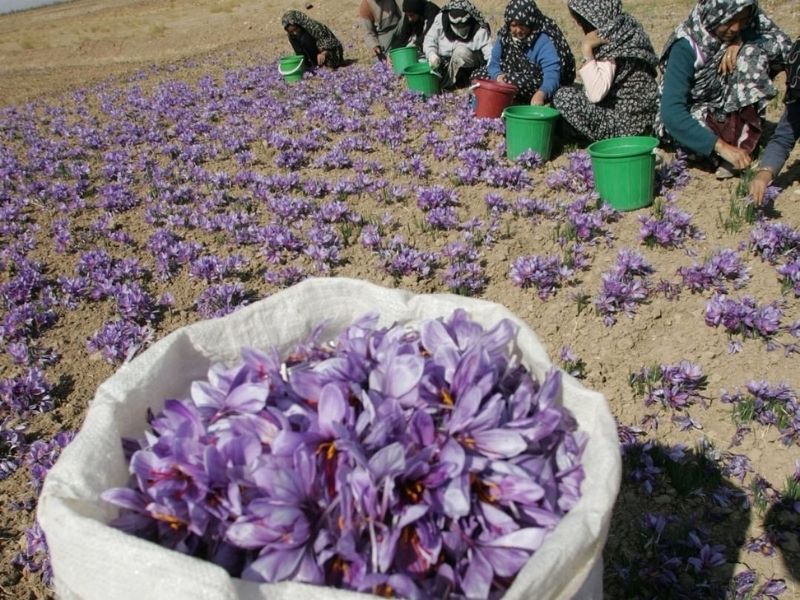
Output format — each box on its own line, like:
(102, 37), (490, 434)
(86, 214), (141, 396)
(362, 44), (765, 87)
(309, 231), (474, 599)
(373, 46), (384, 58)
(497, 73), (507, 83)
(581, 30), (607, 59)
(530, 90), (547, 106)
(714, 138), (751, 171)
(316, 51), (328, 66)
(427, 53), (441, 68)
(749, 169), (773, 205)
(719, 42), (742, 75)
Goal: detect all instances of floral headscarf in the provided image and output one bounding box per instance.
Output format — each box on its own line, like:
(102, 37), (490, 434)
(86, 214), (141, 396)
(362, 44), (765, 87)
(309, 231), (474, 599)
(567, 0), (657, 67)
(498, 0), (575, 85)
(661, 0), (791, 109)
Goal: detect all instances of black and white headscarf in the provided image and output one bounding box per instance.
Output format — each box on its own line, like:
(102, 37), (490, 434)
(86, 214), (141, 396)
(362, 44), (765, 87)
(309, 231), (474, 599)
(497, 0), (575, 86)
(441, 0), (488, 42)
(568, 0), (657, 68)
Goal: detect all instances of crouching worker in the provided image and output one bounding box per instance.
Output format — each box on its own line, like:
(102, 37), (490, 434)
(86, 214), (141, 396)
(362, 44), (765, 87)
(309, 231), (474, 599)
(553, 0), (658, 141)
(282, 10), (344, 68)
(750, 37), (800, 204)
(391, 0), (440, 52)
(475, 0), (574, 106)
(657, 0), (791, 179)
(423, 0), (492, 90)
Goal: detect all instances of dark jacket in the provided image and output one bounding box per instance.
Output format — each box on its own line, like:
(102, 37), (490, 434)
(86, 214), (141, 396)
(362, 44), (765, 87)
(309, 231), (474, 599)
(391, 1), (439, 50)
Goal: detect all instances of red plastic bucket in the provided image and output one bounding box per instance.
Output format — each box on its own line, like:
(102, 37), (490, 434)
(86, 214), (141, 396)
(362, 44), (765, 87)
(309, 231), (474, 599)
(472, 78), (518, 118)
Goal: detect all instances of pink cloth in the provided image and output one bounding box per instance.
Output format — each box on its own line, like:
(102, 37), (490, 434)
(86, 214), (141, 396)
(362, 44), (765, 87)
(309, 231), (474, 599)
(579, 59), (616, 103)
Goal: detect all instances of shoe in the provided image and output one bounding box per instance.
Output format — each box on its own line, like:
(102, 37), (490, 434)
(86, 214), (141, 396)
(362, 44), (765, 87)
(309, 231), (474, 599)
(714, 160), (739, 180)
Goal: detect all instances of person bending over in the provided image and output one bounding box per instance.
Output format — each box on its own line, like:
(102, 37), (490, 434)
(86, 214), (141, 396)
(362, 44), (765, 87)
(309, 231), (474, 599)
(750, 37), (800, 204)
(282, 10), (344, 68)
(657, 0), (791, 179)
(391, 0), (440, 53)
(359, 0), (402, 60)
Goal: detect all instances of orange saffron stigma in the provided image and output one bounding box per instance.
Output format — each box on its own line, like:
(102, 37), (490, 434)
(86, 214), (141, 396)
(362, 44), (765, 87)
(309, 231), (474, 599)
(402, 480), (425, 503)
(374, 583), (395, 597)
(152, 512), (184, 530)
(441, 388), (454, 406)
(317, 440), (337, 460)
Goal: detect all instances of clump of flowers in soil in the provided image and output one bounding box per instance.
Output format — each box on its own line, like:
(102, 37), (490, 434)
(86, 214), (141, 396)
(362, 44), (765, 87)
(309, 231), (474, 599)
(628, 361), (708, 411)
(704, 293), (783, 353)
(103, 311), (585, 598)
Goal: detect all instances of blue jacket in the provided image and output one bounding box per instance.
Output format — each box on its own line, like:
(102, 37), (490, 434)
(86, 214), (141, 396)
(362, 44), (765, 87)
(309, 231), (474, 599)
(487, 33), (561, 99)
(760, 102), (800, 176)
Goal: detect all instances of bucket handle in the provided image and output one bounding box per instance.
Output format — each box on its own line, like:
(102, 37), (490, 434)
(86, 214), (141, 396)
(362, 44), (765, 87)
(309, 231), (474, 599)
(279, 61), (304, 76)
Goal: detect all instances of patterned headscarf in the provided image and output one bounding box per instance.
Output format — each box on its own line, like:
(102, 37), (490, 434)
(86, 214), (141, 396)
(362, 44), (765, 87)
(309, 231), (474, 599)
(567, 0), (657, 67)
(441, 0), (488, 41)
(661, 0), (791, 107)
(281, 10), (342, 53)
(498, 0), (575, 85)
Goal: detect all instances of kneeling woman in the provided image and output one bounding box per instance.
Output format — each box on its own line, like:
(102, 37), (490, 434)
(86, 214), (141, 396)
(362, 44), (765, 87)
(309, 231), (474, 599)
(552, 0), (658, 141)
(480, 0), (575, 105)
(657, 0), (791, 178)
(282, 10), (344, 69)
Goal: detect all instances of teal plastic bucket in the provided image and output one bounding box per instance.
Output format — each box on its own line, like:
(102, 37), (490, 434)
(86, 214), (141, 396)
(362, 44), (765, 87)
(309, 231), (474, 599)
(403, 63), (440, 98)
(278, 54), (305, 83)
(502, 105), (560, 161)
(390, 46), (419, 75)
(587, 136), (659, 211)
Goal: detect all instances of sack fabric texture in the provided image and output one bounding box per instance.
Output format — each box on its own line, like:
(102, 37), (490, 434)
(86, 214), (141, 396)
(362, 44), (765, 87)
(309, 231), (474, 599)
(38, 277), (621, 600)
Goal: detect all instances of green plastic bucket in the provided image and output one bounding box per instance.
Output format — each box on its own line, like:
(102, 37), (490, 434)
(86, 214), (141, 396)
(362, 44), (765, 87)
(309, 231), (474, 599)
(502, 105), (560, 161)
(587, 136), (659, 211)
(403, 63), (440, 98)
(278, 54), (305, 83)
(390, 46), (419, 75)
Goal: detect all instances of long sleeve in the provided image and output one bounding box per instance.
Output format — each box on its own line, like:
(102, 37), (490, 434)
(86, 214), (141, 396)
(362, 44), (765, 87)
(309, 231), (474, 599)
(660, 38), (718, 156)
(488, 40), (502, 79)
(529, 33), (561, 99)
(472, 27), (493, 63)
(759, 103), (800, 176)
(423, 14), (443, 59)
(580, 59), (616, 103)
(359, 0), (380, 49)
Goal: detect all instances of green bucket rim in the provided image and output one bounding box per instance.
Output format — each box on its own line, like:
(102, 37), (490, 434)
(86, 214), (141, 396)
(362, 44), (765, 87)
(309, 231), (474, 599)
(501, 105), (560, 121)
(279, 54), (304, 65)
(587, 135), (659, 159)
(403, 63), (432, 76)
(390, 47), (418, 58)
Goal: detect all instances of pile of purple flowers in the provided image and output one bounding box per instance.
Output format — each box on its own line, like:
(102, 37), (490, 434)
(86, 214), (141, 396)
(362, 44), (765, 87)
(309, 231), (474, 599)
(628, 361), (707, 411)
(594, 249), (654, 326)
(102, 311), (585, 598)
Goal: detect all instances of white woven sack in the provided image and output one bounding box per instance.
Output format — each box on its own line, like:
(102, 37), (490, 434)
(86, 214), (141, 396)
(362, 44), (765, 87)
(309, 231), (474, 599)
(38, 277), (621, 600)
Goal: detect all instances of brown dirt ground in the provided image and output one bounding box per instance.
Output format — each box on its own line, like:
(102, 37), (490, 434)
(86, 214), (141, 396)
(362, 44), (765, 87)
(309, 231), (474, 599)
(1, 0), (800, 598)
